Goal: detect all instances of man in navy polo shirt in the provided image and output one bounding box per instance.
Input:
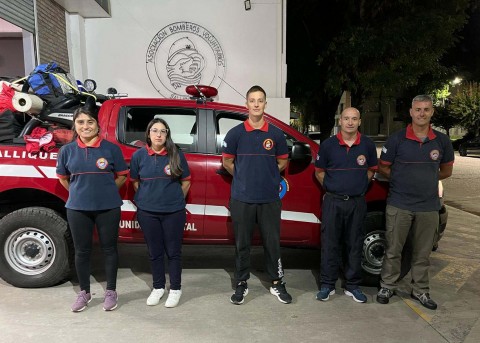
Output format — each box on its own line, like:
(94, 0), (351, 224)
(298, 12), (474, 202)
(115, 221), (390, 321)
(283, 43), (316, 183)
(376, 95), (454, 310)
(222, 85), (292, 305)
(314, 107), (378, 303)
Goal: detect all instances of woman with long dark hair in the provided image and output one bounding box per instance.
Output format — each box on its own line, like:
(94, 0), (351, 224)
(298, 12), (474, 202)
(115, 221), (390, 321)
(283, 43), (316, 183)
(130, 118), (191, 308)
(56, 104), (128, 312)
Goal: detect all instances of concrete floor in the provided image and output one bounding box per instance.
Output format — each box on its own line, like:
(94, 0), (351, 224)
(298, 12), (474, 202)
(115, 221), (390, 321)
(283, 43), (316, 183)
(0, 206), (479, 343)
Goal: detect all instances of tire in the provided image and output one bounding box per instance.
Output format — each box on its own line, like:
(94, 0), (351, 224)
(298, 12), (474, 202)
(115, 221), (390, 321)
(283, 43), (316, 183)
(459, 145), (467, 156)
(361, 211), (412, 286)
(0, 207), (72, 288)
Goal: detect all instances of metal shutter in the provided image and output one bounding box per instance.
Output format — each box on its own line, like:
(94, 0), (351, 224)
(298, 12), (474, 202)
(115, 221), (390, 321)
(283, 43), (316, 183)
(0, 0), (35, 33)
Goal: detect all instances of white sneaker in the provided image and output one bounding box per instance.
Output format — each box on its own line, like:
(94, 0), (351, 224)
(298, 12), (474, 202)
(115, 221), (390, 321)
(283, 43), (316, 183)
(146, 288), (165, 306)
(165, 289), (182, 308)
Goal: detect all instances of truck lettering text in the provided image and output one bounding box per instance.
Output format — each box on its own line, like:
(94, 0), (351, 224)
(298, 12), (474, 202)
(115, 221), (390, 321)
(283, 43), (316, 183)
(0, 150), (58, 160)
(184, 222), (197, 231)
(119, 220), (141, 229)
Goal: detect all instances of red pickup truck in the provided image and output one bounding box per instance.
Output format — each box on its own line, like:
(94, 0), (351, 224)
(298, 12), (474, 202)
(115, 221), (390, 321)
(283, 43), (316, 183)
(0, 86), (390, 288)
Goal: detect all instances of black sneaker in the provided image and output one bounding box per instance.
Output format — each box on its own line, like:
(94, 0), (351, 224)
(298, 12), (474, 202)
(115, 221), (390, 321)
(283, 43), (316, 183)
(230, 281), (248, 305)
(270, 281), (292, 304)
(376, 287), (394, 304)
(411, 292), (437, 310)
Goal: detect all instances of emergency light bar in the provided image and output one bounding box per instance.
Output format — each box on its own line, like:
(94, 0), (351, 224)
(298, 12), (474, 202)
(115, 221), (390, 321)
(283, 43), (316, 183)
(185, 85), (218, 100)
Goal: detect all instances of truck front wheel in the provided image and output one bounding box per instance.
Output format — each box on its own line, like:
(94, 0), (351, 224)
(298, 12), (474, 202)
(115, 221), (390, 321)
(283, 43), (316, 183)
(362, 211), (412, 285)
(0, 207), (72, 288)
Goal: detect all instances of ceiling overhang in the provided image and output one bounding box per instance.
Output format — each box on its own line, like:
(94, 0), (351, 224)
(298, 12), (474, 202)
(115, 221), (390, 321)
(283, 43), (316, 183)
(53, 0), (110, 18)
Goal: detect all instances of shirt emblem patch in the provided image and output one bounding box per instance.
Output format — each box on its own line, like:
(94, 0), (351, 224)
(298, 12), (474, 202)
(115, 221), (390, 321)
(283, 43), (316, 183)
(96, 158), (108, 170)
(430, 149), (440, 161)
(263, 138), (274, 150)
(357, 154), (366, 166)
(382, 146), (387, 154)
(164, 164), (171, 175)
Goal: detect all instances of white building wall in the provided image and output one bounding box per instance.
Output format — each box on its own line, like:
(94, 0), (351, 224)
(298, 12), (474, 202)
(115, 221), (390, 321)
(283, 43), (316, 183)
(66, 0), (290, 123)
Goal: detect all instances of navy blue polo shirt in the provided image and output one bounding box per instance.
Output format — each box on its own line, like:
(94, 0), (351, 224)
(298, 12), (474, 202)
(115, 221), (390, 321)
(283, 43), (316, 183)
(130, 145), (191, 212)
(222, 120), (288, 203)
(379, 124), (454, 211)
(314, 132), (378, 196)
(56, 138), (128, 211)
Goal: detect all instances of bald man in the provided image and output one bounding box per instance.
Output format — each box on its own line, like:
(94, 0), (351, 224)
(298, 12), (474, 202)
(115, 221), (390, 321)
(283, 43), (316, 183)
(314, 107), (378, 303)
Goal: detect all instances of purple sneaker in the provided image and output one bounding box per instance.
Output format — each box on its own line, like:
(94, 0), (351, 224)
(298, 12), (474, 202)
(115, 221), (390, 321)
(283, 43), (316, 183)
(103, 290), (118, 311)
(71, 290), (92, 312)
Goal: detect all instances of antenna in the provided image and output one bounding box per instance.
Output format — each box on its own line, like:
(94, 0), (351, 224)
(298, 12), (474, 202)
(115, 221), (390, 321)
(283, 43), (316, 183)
(218, 76), (246, 100)
(193, 84), (206, 98)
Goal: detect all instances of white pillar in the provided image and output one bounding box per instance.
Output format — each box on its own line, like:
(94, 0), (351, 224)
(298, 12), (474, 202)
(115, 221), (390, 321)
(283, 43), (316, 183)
(65, 13), (88, 81)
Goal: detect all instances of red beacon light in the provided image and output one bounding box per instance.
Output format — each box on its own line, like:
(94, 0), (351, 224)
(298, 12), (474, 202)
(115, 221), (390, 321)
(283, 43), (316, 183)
(185, 85), (218, 102)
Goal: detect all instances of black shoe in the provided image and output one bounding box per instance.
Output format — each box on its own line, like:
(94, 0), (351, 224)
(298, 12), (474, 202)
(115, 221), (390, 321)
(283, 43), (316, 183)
(411, 292), (437, 310)
(270, 281), (292, 304)
(230, 281), (248, 305)
(376, 287), (394, 304)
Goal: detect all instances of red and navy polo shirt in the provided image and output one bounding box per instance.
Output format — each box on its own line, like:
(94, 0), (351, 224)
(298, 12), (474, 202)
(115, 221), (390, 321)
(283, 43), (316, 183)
(315, 132), (378, 196)
(222, 120), (288, 203)
(130, 145), (191, 213)
(379, 124), (454, 211)
(56, 138), (128, 211)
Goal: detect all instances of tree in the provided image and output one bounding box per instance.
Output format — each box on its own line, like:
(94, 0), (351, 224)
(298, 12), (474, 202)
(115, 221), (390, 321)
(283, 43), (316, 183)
(431, 106), (461, 137)
(287, 0), (475, 141)
(449, 82), (480, 135)
(431, 85), (462, 136)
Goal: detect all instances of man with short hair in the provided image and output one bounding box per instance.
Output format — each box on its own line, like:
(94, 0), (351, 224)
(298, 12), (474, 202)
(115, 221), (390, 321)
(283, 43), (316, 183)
(315, 107), (378, 303)
(376, 95), (454, 310)
(222, 85), (292, 305)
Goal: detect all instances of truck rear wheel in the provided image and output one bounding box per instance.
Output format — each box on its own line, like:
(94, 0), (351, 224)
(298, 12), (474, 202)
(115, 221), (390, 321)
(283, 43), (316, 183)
(0, 207), (72, 288)
(362, 211), (412, 286)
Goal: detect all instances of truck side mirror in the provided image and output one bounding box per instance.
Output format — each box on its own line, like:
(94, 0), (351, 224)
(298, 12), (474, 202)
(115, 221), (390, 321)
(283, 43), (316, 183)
(290, 141), (311, 160)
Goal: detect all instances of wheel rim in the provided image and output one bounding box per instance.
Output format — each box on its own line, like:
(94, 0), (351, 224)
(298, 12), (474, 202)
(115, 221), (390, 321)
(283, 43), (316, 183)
(362, 230), (387, 275)
(4, 227), (56, 275)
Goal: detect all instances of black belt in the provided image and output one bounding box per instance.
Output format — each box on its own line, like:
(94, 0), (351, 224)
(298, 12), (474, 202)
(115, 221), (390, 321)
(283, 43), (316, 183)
(325, 192), (364, 201)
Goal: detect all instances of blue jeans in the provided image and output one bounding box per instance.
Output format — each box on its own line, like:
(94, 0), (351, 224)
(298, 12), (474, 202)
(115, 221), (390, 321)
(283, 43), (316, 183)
(137, 209), (186, 290)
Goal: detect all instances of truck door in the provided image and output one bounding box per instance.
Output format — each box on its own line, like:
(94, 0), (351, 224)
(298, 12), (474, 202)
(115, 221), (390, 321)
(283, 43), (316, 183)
(203, 110), (322, 246)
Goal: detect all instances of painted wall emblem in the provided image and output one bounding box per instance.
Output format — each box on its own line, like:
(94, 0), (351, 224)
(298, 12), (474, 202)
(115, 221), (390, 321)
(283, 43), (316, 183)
(146, 22), (226, 99)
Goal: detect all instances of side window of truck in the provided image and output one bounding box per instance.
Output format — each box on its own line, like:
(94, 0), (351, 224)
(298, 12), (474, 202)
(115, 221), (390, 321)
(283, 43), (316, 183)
(215, 112), (297, 154)
(215, 113), (245, 154)
(121, 107), (197, 152)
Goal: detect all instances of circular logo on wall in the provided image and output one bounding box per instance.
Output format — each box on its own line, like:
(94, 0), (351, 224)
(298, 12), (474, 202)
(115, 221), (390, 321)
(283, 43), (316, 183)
(146, 22), (226, 99)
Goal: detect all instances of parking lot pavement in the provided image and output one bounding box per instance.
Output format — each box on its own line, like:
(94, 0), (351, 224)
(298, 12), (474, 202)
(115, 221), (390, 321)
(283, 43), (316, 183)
(1, 206), (479, 343)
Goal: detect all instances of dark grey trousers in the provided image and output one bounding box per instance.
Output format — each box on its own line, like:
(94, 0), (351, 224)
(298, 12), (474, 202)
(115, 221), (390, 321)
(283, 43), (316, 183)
(380, 204), (438, 294)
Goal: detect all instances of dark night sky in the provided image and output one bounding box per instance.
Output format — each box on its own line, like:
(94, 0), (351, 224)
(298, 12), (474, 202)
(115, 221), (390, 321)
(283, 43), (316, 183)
(443, 5), (480, 80)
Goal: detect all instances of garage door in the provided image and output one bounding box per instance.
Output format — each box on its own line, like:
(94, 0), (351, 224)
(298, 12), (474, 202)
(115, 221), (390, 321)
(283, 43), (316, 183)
(0, 0), (35, 33)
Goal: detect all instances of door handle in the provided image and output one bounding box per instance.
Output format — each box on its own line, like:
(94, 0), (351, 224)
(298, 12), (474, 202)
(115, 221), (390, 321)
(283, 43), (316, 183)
(216, 168), (230, 176)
